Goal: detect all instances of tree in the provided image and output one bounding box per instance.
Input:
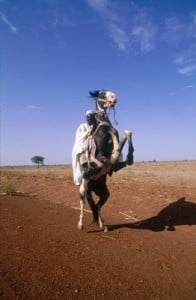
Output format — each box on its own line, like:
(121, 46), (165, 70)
(31, 156), (45, 167)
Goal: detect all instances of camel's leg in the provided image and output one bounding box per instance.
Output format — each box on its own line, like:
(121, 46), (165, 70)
(111, 130), (133, 172)
(126, 131), (134, 165)
(97, 194), (109, 231)
(108, 129), (120, 163)
(112, 161), (127, 172)
(77, 198), (85, 230)
(109, 129), (132, 164)
(86, 191), (98, 223)
(78, 179), (88, 230)
(118, 130), (130, 152)
(93, 178), (110, 231)
(116, 130), (134, 166)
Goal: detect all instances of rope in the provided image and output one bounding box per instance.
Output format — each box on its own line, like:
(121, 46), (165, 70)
(113, 107), (118, 126)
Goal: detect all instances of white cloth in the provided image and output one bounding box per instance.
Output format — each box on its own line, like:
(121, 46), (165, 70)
(72, 123), (95, 185)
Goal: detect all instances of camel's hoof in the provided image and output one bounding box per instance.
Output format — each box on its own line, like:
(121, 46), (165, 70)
(126, 154), (134, 165)
(104, 226), (108, 232)
(98, 220), (104, 230)
(77, 222), (83, 230)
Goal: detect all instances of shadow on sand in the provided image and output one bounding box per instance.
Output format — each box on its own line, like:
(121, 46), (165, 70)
(108, 197), (196, 232)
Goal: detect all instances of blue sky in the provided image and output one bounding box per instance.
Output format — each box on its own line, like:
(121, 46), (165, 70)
(1, 0), (196, 165)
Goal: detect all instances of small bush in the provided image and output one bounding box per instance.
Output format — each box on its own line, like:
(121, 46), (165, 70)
(0, 181), (16, 195)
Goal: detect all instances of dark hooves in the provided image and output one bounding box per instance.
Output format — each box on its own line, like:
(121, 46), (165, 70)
(126, 154), (134, 165)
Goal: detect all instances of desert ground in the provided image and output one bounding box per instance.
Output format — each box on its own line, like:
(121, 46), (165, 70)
(0, 161), (196, 299)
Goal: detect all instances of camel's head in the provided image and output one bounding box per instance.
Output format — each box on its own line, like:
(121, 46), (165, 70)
(89, 90), (118, 111)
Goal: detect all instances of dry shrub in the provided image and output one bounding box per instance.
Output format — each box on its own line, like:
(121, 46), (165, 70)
(0, 180), (16, 195)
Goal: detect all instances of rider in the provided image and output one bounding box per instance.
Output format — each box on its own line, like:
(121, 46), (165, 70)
(72, 90), (119, 185)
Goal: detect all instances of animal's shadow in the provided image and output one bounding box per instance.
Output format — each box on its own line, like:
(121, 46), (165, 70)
(108, 197), (196, 232)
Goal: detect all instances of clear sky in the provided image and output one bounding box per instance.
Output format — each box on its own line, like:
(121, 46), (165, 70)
(1, 0), (196, 165)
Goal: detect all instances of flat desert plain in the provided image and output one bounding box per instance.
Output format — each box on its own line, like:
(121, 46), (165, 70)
(0, 161), (196, 299)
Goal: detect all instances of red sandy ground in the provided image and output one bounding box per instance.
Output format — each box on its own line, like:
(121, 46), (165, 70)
(0, 162), (196, 299)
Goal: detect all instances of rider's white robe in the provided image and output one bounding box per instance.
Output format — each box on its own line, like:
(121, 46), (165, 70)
(72, 123), (96, 185)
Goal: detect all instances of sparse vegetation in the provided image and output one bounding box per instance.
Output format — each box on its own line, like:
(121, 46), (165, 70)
(0, 180), (16, 195)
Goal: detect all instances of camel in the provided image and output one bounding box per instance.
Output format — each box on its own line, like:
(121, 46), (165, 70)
(72, 90), (134, 231)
